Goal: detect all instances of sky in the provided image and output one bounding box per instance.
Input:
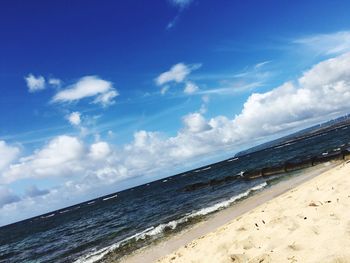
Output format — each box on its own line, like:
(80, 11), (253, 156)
(2, 0), (350, 226)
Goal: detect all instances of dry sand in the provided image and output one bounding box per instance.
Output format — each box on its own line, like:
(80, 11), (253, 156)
(122, 161), (348, 263)
(155, 161), (350, 263)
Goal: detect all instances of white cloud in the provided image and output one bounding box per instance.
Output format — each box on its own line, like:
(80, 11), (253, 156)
(234, 52), (350, 137)
(123, 52), (350, 172)
(67, 112), (81, 126)
(184, 81), (199, 94)
(0, 141), (20, 171)
(25, 74), (46, 92)
(93, 89), (119, 107)
(295, 31), (350, 55)
(182, 112), (211, 133)
(48, 78), (61, 87)
(3, 136), (84, 183)
(155, 63), (201, 86)
(52, 76), (118, 106)
(5, 52), (350, 225)
(89, 141), (111, 160)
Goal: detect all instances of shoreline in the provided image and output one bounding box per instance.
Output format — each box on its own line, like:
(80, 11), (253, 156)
(120, 161), (340, 263)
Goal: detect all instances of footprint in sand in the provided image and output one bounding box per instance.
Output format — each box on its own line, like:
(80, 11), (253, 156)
(287, 242), (301, 251)
(229, 254), (247, 262)
(237, 226), (247, 232)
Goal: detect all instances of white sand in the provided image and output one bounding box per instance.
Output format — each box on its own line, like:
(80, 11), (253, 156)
(156, 161), (350, 263)
(121, 162), (344, 263)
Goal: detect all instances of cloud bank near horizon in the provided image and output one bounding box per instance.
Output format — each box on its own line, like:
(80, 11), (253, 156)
(2, 50), (350, 225)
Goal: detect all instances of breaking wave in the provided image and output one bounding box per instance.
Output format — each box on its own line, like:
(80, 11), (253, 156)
(74, 181), (267, 263)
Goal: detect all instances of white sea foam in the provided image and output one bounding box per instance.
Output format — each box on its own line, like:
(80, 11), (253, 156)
(227, 157), (239, 162)
(74, 181), (267, 263)
(41, 213), (55, 218)
(102, 194), (118, 201)
(191, 182), (267, 217)
(237, 171), (245, 177)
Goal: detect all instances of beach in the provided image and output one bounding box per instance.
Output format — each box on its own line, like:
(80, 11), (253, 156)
(122, 161), (350, 263)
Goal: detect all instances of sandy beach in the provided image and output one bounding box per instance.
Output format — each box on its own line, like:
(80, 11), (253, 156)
(153, 161), (350, 263)
(121, 161), (349, 263)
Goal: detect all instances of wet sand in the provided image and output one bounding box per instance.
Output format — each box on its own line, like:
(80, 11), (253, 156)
(122, 162), (341, 263)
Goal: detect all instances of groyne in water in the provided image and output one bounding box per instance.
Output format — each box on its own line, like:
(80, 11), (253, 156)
(183, 148), (350, 192)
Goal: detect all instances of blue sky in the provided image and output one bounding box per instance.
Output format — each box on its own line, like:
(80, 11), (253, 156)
(2, 0), (350, 225)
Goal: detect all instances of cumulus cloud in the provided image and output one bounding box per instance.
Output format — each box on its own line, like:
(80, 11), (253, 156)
(93, 89), (119, 107)
(88, 141), (111, 160)
(67, 112), (81, 126)
(3, 136), (84, 183)
(25, 74), (46, 92)
(124, 52), (350, 172)
(16, 53), (350, 184)
(234, 52), (350, 138)
(182, 112), (211, 133)
(52, 76), (119, 107)
(155, 63), (201, 86)
(156, 63), (201, 94)
(0, 141), (20, 171)
(183, 81), (199, 94)
(4, 52), (350, 225)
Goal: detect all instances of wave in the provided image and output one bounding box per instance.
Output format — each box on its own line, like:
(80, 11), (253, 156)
(102, 194), (118, 201)
(74, 181), (267, 263)
(190, 181), (267, 217)
(194, 166), (212, 173)
(227, 157), (239, 162)
(201, 166), (211, 171)
(41, 213), (55, 219)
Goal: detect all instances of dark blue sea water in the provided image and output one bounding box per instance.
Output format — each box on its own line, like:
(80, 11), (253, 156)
(1, 126), (350, 263)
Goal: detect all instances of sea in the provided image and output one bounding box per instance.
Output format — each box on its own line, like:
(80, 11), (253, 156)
(1, 125), (350, 263)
